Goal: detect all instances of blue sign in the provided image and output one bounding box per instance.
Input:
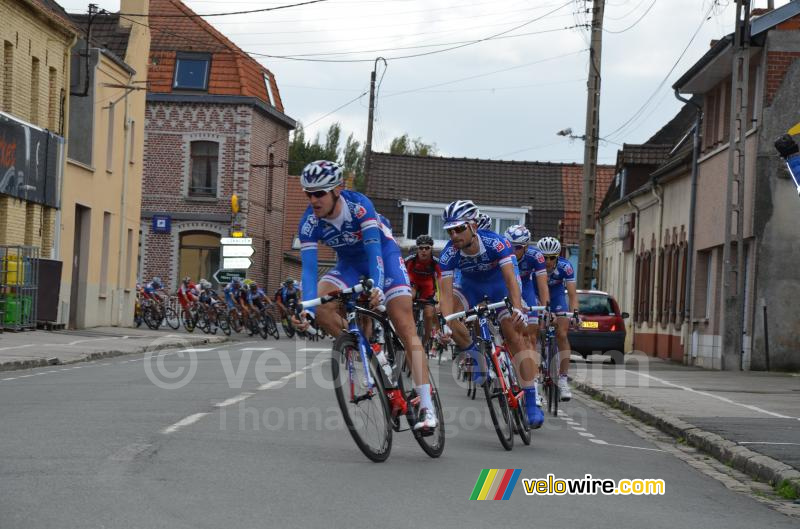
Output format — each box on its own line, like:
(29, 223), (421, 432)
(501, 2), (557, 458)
(152, 215), (171, 234)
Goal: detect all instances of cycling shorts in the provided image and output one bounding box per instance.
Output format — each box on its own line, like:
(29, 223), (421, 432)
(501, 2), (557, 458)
(321, 251), (411, 304)
(521, 283), (541, 324)
(453, 275), (518, 322)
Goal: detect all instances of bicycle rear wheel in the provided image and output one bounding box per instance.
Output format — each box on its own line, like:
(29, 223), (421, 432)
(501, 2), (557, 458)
(482, 345), (513, 451)
(182, 308), (196, 333)
(396, 348), (445, 458)
(164, 307), (180, 330)
(548, 339), (560, 417)
(143, 306), (161, 330)
(331, 333), (392, 462)
(505, 355), (531, 446)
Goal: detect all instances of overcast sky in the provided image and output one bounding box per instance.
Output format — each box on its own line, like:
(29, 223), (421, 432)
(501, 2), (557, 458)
(58, 0), (791, 165)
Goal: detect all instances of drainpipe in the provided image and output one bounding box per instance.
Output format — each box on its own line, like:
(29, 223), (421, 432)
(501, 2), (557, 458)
(651, 183), (664, 328)
(675, 90), (702, 365)
(626, 197), (640, 348)
(115, 79), (133, 326)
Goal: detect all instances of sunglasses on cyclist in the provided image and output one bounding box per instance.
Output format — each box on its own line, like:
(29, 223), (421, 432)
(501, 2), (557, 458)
(514, 244), (526, 250)
(417, 245), (432, 251)
(304, 190), (329, 199)
(446, 225), (469, 235)
(545, 255), (558, 261)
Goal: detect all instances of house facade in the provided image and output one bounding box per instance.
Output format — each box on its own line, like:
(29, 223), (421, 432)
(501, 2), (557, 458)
(58, 0), (150, 328)
(366, 153), (614, 261)
(139, 0), (294, 293)
(598, 4), (800, 370)
(0, 0), (75, 256)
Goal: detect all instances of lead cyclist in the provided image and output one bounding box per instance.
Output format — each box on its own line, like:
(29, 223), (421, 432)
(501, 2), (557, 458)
(292, 160), (438, 432)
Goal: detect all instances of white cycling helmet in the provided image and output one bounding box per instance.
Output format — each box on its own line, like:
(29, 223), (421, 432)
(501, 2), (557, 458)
(475, 213), (492, 231)
(537, 236), (561, 256)
(442, 200), (479, 230)
(300, 160), (343, 192)
(504, 225), (531, 245)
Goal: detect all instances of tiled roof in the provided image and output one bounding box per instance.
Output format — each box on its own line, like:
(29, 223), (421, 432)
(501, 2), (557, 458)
(31, 0), (78, 33)
(69, 13), (131, 62)
(146, 0), (283, 112)
(559, 164), (615, 244)
(367, 152), (614, 245)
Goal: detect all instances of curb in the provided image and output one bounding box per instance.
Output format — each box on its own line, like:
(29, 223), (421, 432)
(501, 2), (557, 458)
(574, 378), (800, 498)
(0, 335), (228, 372)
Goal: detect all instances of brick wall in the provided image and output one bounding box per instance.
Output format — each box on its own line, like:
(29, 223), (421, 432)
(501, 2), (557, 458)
(766, 50), (800, 105)
(141, 100), (290, 292)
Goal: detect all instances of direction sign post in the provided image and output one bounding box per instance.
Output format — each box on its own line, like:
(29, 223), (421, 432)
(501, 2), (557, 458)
(223, 257), (252, 270)
(222, 245), (255, 258)
(213, 269), (247, 284)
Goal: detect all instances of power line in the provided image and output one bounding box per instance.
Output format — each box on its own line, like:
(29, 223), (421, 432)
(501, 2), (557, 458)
(302, 91), (369, 129)
(603, 0), (657, 33)
(603, 2), (714, 141)
(116, 0), (327, 17)
(604, 0), (648, 20)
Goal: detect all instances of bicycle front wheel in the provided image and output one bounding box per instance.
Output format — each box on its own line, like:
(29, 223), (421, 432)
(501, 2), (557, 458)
(483, 346), (513, 450)
(331, 333), (392, 462)
(164, 307), (180, 330)
(396, 349), (445, 458)
(548, 339), (560, 417)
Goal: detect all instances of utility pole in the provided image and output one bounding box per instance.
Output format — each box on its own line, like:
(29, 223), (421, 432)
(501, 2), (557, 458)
(720, 0), (751, 371)
(578, 0), (605, 289)
(363, 57), (385, 192)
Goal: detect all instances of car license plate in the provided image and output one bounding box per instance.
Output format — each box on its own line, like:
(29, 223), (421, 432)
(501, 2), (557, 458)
(581, 321), (599, 329)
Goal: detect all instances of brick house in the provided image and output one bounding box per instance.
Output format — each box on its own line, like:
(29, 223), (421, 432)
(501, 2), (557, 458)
(365, 152), (614, 270)
(597, 2), (800, 370)
(139, 0), (295, 292)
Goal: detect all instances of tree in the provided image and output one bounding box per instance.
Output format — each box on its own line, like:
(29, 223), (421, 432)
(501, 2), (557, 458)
(389, 133), (437, 156)
(343, 133), (365, 191)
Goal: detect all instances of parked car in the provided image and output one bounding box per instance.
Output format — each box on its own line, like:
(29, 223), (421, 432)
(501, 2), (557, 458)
(568, 289), (629, 361)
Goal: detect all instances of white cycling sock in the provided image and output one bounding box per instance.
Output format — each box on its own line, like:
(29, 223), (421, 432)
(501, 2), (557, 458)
(416, 384), (434, 411)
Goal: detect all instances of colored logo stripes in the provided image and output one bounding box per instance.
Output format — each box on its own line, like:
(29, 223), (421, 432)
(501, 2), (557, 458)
(470, 469), (521, 500)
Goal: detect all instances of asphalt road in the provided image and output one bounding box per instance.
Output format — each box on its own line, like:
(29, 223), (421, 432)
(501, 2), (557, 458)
(1, 337), (796, 528)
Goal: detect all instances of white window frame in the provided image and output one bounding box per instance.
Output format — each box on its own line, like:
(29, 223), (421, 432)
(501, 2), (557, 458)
(264, 73), (275, 106)
(399, 200), (527, 250)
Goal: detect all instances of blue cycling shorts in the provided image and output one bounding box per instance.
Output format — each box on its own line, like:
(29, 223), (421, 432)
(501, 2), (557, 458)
(454, 274), (519, 321)
(321, 250), (412, 304)
(549, 287), (570, 315)
(521, 283), (541, 324)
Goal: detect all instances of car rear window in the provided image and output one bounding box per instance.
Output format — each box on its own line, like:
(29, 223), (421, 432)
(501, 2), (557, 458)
(578, 294), (614, 315)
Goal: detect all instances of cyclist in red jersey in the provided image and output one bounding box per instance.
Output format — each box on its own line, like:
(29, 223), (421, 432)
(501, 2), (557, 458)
(405, 235), (441, 350)
(177, 276), (198, 321)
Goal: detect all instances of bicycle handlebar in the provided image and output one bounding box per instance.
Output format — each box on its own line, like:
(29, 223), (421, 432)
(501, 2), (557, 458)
(298, 278), (373, 311)
(444, 299), (508, 323)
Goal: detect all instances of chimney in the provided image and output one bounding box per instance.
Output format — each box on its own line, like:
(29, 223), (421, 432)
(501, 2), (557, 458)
(119, 0), (149, 29)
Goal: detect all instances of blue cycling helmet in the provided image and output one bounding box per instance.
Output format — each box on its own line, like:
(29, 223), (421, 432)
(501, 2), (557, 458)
(300, 160), (343, 192)
(231, 278), (241, 287)
(151, 277), (162, 288)
(504, 225), (531, 245)
(476, 213), (492, 231)
(442, 200), (479, 230)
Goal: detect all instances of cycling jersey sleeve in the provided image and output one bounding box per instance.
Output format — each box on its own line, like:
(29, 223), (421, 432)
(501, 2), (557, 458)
(528, 248), (547, 277)
(437, 243), (457, 279)
(298, 207), (320, 305)
(354, 195), (385, 290)
(562, 259), (577, 282)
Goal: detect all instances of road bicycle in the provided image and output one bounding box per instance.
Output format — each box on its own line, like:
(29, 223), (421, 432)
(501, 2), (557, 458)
(299, 279), (445, 462)
(445, 297), (531, 450)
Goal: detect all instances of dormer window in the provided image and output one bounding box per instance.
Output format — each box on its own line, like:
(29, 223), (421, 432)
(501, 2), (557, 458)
(173, 53), (210, 90)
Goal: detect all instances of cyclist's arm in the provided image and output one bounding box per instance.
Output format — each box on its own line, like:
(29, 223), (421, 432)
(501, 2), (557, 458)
(438, 275), (455, 317)
(356, 197), (385, 290)
(535, 272), (550, 307)
(500, 262), (524, 311)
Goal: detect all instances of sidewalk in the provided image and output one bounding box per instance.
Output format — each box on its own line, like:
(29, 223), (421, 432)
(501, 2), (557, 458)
(572, 353), (800, 498)
(0, 327), (227, 371)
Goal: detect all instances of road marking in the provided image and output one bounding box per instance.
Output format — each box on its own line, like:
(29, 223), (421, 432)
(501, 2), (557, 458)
(297, 347), (330, 352)
(603, 443), (664, 452)
(282, 371), (303, 380)
(625, 370), (798, 420)
(215, 393), (255, 407)
(18, 374), (34, 378)
(177, 348), (216, 353)
(2, 377), (16, 381)
(161, 413), (209, 434)
(241, 347), (274, 351)
(258, 381), (283, 390)
(589, 439), (608, 444)
(571, 427), (587, 431)
(738, 441), (800, 446)
(578, 432), (595, 437)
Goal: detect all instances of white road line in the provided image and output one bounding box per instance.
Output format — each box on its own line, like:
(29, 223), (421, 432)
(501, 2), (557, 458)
(297, 348), (330, 352)
(176, 348), (216, 353)
(258, 381), (283, 390)
(738, 441), (800, 446)
(571, 427), (587, 431)
(60, 368), (71, 371)
(215, 393), (255, 407)
(161, 413), (209, 434)
(589, 439), (608, 444)
(603, 443), (664, 452)
(241, 347), (274, 351)
(625, 370), (797, 420)
(578, 432), (595, 438)
(282, 371), (304, 380)
(18, 374), (34, 378)
(2, 377), (16, 381)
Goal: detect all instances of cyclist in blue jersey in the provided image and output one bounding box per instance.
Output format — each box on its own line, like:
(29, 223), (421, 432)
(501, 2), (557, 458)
(505, 225), (550, 407)
(437, 200), (543, 428)
(223, 279), (244, 310)
(246, 280), (270, 312)
(292, 160), (438, 432)
(537, 236), (580, 401)
(275, 278), (300, 318)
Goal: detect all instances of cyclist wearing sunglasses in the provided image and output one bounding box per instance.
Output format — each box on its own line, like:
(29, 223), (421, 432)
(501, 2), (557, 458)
(505, 225), (550, 411)
(293, 160), (438, 431)
(405, 234), (442, 350)
(537, 236), (579, 401)
(436, 200), (542, 427)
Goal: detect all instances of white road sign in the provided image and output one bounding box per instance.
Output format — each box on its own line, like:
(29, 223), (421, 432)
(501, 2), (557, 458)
(222, 245), (255, 258)
(220, 237), (253, 245)
(223, 257), (252, 269)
